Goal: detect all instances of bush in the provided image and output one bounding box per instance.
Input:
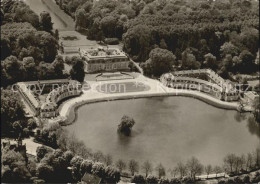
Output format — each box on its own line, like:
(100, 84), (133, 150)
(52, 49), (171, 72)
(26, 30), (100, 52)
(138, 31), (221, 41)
(147, 175), (158, 184)
(104, 38), (119, 45)
(23, 128), (30, 138)
(242, 175), (250, 183)
(169, 178), (181, 184)
(34, 128), (58, 148)
(36, 146), (52, 161)
(181, 176), (193, 183)
(226, 178), (235, 183)
(131, 174), (146, 184)
(28, 118), (37, 130)
(158, 178), (170, 184)
(63, 151), (74, 164)
(251, 172), (260, 183)
(218, 179), (226, 184)
(234, 176), (242, 183)
(33, 179), (45, 184)
(62, 35), (78, 40)
(46, 122), (60, 132)
(91, 162), (105, 178)
(128, 62), (140, 72)
(80, 160), (93, 175)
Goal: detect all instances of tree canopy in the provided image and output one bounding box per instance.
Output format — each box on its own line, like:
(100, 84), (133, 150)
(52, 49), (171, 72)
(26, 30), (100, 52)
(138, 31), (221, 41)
(55, 0), (259, 76)
(117, 115), (135, 136)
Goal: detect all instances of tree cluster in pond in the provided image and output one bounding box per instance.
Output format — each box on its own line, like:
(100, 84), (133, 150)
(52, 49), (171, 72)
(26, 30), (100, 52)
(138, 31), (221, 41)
(118, 115), (135, 136)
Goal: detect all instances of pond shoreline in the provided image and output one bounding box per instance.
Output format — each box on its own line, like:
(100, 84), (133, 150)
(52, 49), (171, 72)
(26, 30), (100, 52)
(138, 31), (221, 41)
(60, 89), (241, 126)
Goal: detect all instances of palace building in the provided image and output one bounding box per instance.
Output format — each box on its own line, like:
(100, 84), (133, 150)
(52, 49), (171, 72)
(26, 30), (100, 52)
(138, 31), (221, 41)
(80, 47), (130, 73)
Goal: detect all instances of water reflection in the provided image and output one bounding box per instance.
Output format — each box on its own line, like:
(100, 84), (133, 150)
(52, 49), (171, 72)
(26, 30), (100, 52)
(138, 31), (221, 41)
(247, 116), (260, 138)
(234, 112), (247, 123)
(117, 132), (132, 146)
(234, 112), (260, 138)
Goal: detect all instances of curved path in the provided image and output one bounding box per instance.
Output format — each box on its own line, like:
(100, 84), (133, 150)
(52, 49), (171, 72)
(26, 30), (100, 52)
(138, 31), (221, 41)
(59, 74), (240, 124)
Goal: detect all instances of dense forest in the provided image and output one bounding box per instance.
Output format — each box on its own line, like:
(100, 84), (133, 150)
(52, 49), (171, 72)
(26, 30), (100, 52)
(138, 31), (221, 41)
(1, 0), (67, 87)
(56, 0), (259, 76)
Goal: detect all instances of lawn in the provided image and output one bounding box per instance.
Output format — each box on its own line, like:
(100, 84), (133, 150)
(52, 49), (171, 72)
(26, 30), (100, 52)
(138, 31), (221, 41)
(96, 82), (150, 94)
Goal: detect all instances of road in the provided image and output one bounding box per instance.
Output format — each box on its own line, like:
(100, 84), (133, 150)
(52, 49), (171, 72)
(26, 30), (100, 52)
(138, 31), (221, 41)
(25, 0), (75, 31)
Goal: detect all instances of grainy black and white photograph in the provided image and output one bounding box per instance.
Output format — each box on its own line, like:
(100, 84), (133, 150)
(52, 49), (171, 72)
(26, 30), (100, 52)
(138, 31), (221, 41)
(1, 0), (260, 183)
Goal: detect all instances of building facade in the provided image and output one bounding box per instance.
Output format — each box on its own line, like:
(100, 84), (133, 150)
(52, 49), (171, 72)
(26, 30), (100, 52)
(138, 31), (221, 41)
(161, 69), (239, 102)
(80, 47), (130, 73)
(40, 81), (82, 118)
(17, 80), (82, 119)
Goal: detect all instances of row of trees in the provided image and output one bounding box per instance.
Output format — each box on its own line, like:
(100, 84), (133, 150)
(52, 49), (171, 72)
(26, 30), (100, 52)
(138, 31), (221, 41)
(218, 172), (260, 184)
(223, 151), (260, 175)
(2, 0), (54, 32)
(2, 141), (259, 184)
(2, 147), (32, 183)
(141, 42), (258, 78)
(1, 88), (39, 137)
(2, 0), (57, 61)
(1, 89), (26, 136)
(1, 22), (57, 62)
(130, 171), (260, 184)
(1, 55), (66, 87)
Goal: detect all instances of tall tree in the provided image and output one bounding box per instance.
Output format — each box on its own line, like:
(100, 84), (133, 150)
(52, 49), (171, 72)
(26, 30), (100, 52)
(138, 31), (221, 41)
(116, 159), (126, 173)
(213, 166), (222, 177)
(2, 148), (31, 183)
(176, 162), (187, 178)
(75, 8), (87, 30)
(103, 154), (113, 166)
(223, 154), (236, 173)
(205, 165), (213, 179)
(40, 11), (53, 32)
(70, 59), (85, 82)
(91, 162), (106, 178)
(1, 89), (25, 135)
(155, 163), (166, 179)
(144, 48), (176, 77)
(186, 157), (203, 181)
(128, 159), (139, 176)
(142, 160), (153, 177)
